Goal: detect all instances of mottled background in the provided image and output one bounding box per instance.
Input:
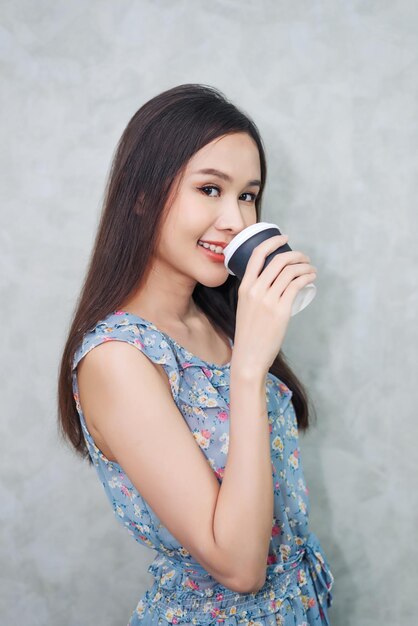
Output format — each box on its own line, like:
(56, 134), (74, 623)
(1, 1), (417, 624)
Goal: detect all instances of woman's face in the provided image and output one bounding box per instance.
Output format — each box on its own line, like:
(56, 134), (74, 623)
(156, 132), (261, 288)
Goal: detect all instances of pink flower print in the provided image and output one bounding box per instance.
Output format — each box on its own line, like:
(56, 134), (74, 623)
(210, 607), (221, 619)
(216, 593), (224, 601)
(193, 429), (211, 450)
(202, 367), (213, 378)
(267, 553), (277, 565)
(121, 485), (131, 499)
(217, 410), (229, 422)
(271, 523), (281, 537)
(186, 578), (200, 591)
(308, 597), (316, 608)
(133, 338), (145, 349)
(215, 466), (225, 480)
(288, 450), (299, 469)
(114, 310), (125, 315)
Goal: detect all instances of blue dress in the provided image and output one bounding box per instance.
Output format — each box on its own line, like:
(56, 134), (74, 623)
(72, 310), (334, 625)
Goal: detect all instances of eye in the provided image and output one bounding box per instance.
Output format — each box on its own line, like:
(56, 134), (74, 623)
(241, 192), (257, 202)
(199, 185), (221, 197)
(198, 186), (258, 202)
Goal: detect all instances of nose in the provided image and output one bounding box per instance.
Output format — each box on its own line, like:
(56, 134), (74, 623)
(216, 199), (249, 234)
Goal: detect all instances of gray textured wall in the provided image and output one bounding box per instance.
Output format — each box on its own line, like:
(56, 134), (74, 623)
(2, 1), (417, 624)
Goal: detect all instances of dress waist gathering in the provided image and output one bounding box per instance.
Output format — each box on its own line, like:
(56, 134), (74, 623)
(139, 531), (333, 625)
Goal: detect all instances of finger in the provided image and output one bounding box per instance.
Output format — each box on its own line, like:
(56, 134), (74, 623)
(257, 252), (312, 291)
(279, 272), (317, 309)
(240, 235), (289, 287)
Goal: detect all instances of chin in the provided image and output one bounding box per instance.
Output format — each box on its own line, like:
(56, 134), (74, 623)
(197, 273), (230, 288)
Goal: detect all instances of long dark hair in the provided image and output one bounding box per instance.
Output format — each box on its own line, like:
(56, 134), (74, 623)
(57, 83), (317, 466)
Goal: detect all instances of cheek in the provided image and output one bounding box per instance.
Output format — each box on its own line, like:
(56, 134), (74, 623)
(173, 213), (206, 243)
(161, 190), (221, 246)
(180, 203), (204, 228)
(245, 214), (258, 229)
(157, 227), (194, 263)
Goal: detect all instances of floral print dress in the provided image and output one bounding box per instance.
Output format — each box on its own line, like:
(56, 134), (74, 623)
(71, 310), (334, 626)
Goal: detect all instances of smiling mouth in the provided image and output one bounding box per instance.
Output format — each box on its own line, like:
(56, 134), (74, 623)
(197, 241), (225, 254)
(197, 241), (226, 261)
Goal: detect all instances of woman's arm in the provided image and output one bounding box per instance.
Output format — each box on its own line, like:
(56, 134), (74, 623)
(76, 340), (268, 594)
(212, 364), (271, 592)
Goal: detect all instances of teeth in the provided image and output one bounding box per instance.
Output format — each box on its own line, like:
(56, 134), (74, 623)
(198, 241), (223, 254)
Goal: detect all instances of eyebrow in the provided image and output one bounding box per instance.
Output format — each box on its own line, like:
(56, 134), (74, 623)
(193, 168), (261, 188)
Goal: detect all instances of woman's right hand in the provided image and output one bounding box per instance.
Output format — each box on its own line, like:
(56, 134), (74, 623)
(231, 234), (317, 378)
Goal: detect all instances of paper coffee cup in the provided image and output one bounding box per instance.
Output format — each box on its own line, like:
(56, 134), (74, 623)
(223, 222), (316, 316)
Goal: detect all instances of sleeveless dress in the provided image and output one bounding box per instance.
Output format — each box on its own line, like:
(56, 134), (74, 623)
(71, 310), (334, 626)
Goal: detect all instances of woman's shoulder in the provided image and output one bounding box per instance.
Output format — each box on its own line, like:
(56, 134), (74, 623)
(72, 311), (181, 396)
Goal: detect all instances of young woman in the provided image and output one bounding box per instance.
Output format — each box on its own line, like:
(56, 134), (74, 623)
(58, 83), (334, 626)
